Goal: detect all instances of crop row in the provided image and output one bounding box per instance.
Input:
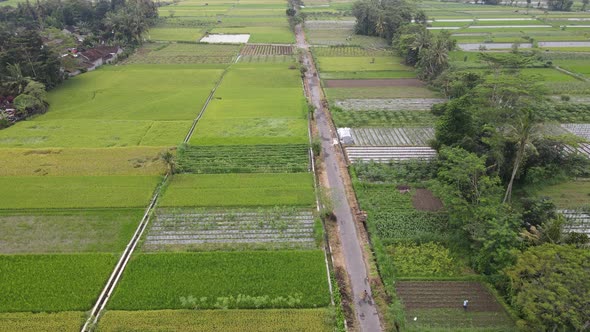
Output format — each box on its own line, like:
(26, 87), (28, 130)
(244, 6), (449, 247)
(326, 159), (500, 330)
(176, 144), (310, 174)
(371, 211), (449, 243)
(350, 127), (435, 146)
(109, 251), (331, 310)
(238, 55), (296, 63)
(144, 208), (317, 250)
(331, 108), (435, 128)
(334, 98), (445, 111)
(312, 46), (392, 57)
(345, 146), (438, 163)
(561, 123), (590, 140)
(241, 44), (294, 56)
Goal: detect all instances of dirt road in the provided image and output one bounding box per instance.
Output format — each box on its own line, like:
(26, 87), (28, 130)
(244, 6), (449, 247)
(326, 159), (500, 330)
(295, 23), (383, 332)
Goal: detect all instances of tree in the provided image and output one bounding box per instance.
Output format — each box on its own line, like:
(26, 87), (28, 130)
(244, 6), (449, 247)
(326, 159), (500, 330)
(433, 97), (475, 149)
(547, 0), (574, 11)
(161, 150), (176, 174)
(502, 109), (543, 204)
(505, 244), (590, 331)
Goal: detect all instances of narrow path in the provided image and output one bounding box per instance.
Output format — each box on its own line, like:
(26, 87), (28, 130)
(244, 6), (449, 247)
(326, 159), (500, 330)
(295, 23), (383, 332)
(80, 66), (231, 332)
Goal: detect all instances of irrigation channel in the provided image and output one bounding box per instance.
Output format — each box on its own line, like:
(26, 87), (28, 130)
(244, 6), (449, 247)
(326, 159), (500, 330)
(80, 64), (231, 332)
(295, 23), (384, 331)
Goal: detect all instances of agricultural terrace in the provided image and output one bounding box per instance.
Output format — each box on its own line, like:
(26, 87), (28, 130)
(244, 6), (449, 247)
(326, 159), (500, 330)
(191, 64), (309, 145)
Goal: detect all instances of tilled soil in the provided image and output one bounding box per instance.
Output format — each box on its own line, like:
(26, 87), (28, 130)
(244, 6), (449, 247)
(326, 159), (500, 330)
(412, 188), (444, 212)
(396, 281), (504, 312)
(324, 79), (424, 88)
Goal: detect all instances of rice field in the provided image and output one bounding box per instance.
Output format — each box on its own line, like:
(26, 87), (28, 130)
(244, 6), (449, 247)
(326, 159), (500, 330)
(159, 173), (315, 207)
(0, 312), (84, 332)
(108, 251), (330, 310)
(126, 43), (240, 64)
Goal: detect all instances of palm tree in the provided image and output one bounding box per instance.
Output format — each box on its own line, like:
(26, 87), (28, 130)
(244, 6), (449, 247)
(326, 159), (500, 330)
(5, 63), (30, 94)
(503, 109), (542, 204)
(161, 151), (176, 174)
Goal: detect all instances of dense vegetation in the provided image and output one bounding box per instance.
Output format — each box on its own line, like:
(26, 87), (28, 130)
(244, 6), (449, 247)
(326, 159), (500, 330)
(350, 1), (590, 330)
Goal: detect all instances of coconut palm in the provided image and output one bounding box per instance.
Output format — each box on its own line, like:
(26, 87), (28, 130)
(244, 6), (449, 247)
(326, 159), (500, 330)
(503, 108), (543, 204)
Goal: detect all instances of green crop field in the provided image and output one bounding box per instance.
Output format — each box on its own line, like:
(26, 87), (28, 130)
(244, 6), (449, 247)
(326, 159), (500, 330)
(148, 27), (205, 41)
(331, 109), (436, 127)
(190, 65), (309, 145)
(109, 251), (330, 310)
(159, 173), (315, 207)
(42, 65), (223, 121)
(211, 26), (294, 43)
(326, 86), (439, 99)
(0, 209), (143, 253)
(0, 119), (191, 148)
(0, 312), (84, 332)
(176, 144), (310, 173)
(317, 56), (409, 72)
(0, 147), (167, 176)
(0, 254), (117, 311)
(99, 309), (332, 332)
(0, 176), (160, 209)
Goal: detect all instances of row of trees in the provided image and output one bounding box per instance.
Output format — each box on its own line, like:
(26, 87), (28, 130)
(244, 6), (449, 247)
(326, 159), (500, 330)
(351, 1), (590, 329)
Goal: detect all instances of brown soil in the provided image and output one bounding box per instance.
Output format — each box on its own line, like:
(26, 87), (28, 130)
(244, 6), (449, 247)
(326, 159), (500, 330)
(412, 188), (444, 212)
(324, 78), (425, 88)
(396, 281), (504, 312)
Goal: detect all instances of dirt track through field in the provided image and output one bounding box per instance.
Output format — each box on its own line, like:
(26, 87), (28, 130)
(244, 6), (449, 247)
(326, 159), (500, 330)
(324, 78), (424, 88)
(296, 23), (383, 332)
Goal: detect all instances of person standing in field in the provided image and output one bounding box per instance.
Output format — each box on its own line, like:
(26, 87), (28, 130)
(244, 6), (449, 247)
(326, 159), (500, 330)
(463, 299), (469, 311)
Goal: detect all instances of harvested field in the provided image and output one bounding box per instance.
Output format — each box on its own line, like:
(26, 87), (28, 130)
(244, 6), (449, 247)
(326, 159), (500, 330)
(397, 281), (514, 330)
(562, 123), (590, 140)
(335, 98), (446, 111)
(396, 281), (503, 311)
(0, 312), (84, 332)
(241, 44), (294, 55)
(143, 208), (317, 251)
(412, 188), (444, 212)
(349, 127), (435, 146)
(324, 78), (424, 88)
(345, 146), (437, 163)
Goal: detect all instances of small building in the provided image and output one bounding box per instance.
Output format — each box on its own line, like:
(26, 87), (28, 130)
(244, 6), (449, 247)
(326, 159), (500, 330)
(79, 46), (123, 72)
(337, 127), (354, 145)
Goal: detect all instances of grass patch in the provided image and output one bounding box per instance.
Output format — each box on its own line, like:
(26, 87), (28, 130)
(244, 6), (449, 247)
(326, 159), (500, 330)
(537, 179), (590, 209)
(0, 176), (160, 209)
(0, 209), (143, 254)
(108, 251), (330, 310)
(99, 309), (333, 332)
(0, 254), (117, 311)
(0, 312), (84, 332)
(0, 147), (167, 176)
(159, 173), (315, 207)
(388, 242), (468, 278)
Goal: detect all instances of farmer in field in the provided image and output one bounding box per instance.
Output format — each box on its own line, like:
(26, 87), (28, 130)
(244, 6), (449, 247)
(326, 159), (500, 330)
(463, 299), (469, 311)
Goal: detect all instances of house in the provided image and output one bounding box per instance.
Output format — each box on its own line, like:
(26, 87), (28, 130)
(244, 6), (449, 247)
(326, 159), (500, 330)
(79, 46), (123, 72)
